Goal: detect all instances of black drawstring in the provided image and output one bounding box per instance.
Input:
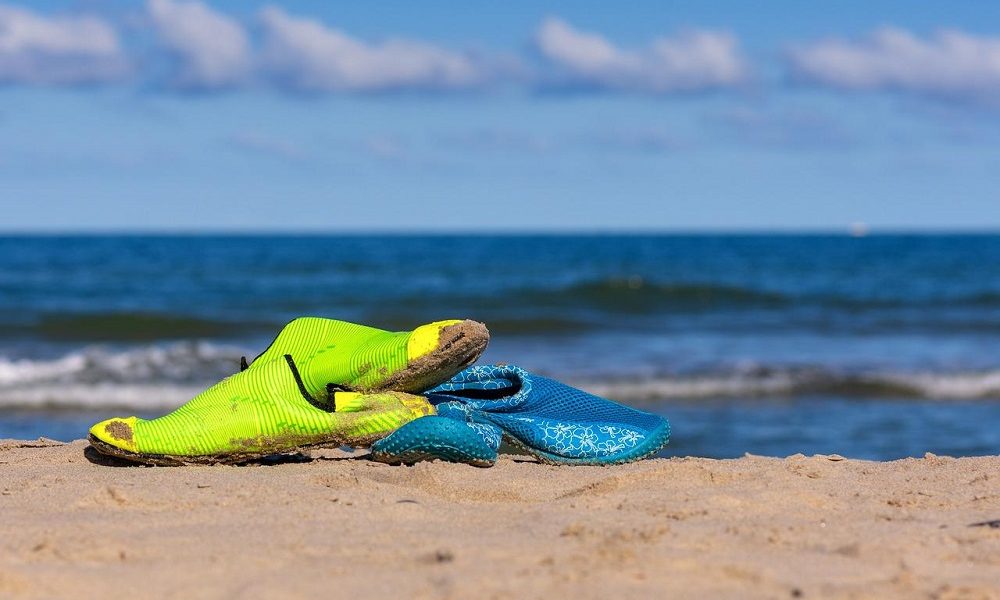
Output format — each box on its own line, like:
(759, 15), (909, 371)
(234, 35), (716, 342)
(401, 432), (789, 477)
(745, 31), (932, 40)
(240, 353), (344, 413)
(283, 354), (338, 413)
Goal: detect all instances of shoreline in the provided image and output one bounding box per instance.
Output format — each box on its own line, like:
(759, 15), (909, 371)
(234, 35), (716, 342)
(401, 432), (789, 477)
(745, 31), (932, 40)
(1, 439), (998, 599)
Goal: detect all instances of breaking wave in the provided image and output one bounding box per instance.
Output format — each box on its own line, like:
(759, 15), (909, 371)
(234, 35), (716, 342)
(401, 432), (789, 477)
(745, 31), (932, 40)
(581, 368), (1000, 402)
(1, 344), (999, 410)
(0, 342), (246, 410)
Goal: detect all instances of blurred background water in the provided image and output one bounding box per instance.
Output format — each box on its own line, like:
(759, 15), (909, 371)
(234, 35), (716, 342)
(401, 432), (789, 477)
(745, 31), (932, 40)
(2, 233), (998, 459)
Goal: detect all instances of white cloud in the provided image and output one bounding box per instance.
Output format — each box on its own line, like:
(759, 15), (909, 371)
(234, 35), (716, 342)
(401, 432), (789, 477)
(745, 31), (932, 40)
(0, 4), (128, 85)
(147, 0), (251, 90)
(787, 28), (1000, 102)
(0, 5), (754, 96)
(258, 7), (484, 92)
(534, 18), (747, 93)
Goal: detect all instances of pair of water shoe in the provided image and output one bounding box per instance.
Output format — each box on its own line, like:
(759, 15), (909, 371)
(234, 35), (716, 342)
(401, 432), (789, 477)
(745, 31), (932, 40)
(88, 318), (670, 466)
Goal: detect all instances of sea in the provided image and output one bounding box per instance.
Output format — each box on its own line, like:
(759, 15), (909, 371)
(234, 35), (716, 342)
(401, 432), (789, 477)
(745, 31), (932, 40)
(1, 234), (998, 460)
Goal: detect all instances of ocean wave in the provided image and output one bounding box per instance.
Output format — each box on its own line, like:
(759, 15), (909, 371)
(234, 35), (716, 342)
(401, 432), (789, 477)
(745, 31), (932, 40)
(580, 368), (1000, 401)
(0, 383), (210, 411)
(1, 344), (999, 410)
(0, 341), (245, 394)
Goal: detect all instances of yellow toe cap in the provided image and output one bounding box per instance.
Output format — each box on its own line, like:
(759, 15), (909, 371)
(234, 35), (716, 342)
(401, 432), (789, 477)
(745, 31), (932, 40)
(89, 416), (139, 453)
(406, 319), (463, 361)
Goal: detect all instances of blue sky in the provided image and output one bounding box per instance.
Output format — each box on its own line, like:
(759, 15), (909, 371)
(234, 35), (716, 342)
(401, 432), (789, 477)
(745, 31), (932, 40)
(2, 0), (1000, 231)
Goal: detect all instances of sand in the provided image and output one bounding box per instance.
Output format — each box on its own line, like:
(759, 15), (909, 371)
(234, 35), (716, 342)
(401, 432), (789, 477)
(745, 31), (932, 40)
(1, 439), (998, 599)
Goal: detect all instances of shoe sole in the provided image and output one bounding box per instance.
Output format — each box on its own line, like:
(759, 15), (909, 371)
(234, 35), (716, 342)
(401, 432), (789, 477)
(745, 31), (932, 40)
(369, 416), (497, 468)
(92, 419), (669, 468)
(370, 448), (495, 468)
(87, 432), (385, 466)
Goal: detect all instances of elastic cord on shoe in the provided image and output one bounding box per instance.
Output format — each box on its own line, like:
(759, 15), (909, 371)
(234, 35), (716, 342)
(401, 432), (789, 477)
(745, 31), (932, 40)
(283, 354), (339, 413)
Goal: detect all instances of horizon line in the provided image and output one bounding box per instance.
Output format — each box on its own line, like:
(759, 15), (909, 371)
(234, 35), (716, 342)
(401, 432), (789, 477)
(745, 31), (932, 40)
(1, 227), (999, 237)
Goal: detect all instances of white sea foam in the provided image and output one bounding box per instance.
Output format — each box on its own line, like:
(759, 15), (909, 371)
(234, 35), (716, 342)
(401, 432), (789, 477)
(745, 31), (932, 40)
(0, 383), (210, 410)
(886, 371), (1000, 400)
(1, 343), (999, 409)
(579, 368), (1000, 401)
(0, 342), (247, 409)
(0, 353), (88, 386)
(581, 372), (802, 400)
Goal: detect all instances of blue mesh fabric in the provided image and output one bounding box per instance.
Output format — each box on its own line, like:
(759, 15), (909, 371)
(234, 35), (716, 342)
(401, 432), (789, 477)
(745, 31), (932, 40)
(434, 402), (503, 450)
(424, 365), (669, 461)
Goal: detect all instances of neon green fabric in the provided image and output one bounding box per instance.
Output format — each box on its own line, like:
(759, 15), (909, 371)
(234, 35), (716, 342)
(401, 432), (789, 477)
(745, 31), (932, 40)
(89, 356), (433, 458)
(247, 317), (469, 394)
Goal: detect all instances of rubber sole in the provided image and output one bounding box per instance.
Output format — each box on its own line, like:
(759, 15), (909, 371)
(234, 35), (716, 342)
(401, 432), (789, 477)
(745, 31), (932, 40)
(371, 447), (495, 468)
(369, 416), (497, 468)
(92, 418), (669, 468)
(87, 432), (385, 467)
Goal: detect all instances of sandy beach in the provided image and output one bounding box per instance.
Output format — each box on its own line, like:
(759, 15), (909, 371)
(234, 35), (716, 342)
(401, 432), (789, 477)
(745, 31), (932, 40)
(0, 440), (996, 599)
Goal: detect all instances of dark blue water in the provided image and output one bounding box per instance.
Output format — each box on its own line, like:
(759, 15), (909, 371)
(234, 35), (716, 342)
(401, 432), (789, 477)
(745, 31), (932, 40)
(1, 234), (998, 458)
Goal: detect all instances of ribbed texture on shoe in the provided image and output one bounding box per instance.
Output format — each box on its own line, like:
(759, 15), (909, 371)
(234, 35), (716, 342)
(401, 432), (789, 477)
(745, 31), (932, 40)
(95, 358), (430, 457)
(250, 317), (411, 395)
